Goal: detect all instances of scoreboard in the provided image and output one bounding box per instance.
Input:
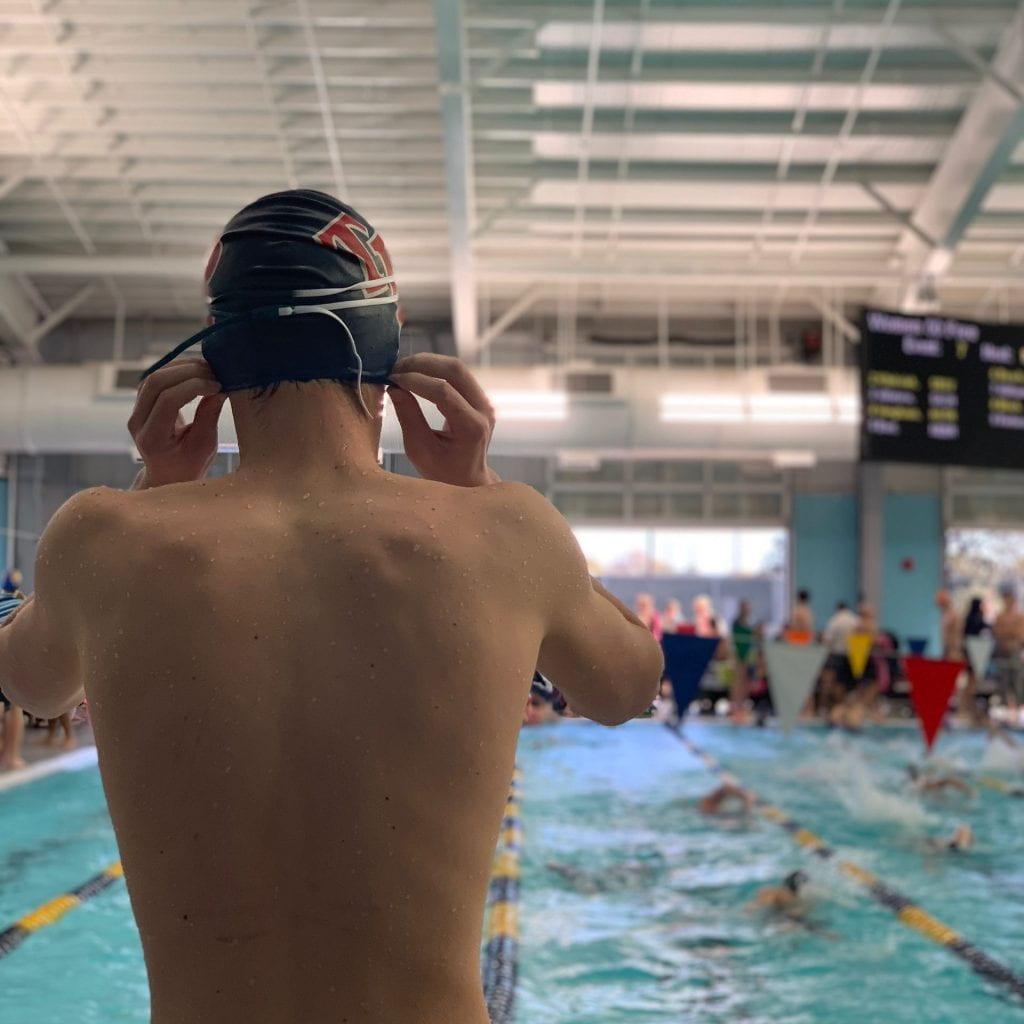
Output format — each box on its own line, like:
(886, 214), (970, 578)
(860, 308), (1024, 469)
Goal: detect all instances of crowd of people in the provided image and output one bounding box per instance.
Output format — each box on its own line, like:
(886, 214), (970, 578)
(0, 567), (83, 772)
(622, 586), (1024, 731)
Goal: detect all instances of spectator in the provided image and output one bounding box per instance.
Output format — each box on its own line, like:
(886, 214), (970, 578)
(0, 688), (25, 771)
(730, 600), (756, 724)
(820, 601), (860, 703)
(992, 587), (1024, 710)
(791, 589), (815, 635)
(964, 596), (988, 638)
(822, 601), (859, 656)
(935, 589), (963, 661)
(635, 593), (663, 643)
(693, 595), (719, 638)
(959, 596), (989, 725)
(661, 598), (686, 635)
(1, 568), (22, 596)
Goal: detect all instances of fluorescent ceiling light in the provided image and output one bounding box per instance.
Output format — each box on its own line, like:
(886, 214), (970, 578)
(660, 394), (745, 423)
(834, 394), (862, 424)
(661, 392), (860, 425)
(490, 390), (569, 422)
(772, 450), (818, 469)
(557, 451), (602, 471)
(749, 394), (832, 422)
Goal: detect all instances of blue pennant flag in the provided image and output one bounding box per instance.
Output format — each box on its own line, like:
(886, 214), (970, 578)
(661, 634), (720, 722)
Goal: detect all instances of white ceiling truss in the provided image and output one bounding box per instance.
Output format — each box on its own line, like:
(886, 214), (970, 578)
(0, 0), (1021, 364)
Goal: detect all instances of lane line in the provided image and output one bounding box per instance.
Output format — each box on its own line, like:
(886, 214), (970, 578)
(668, 724), (1024, 1001)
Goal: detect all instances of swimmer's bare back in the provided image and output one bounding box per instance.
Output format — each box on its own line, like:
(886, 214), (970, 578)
(0, 354), (663, 1024)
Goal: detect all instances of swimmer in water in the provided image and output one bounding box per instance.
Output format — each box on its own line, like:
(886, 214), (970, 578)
(927, 824), (974, 852)
(698, 781), (755, 815)
(0, 191), (664, 1024)
(749, 870), (810, 918)
(906, 764), (975, 797)
(523, 671), (561, 726)
(749, 871), (836, 936)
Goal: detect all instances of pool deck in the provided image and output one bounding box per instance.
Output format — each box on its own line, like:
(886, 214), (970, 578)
(0, 720), (97, 794)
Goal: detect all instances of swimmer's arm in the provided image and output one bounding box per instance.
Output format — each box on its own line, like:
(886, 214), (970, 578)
(500, 484), (663, 724)
(0, 488), (115, 718)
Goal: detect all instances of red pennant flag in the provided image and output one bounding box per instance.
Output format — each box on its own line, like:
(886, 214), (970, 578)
(904, 656), (963, 751)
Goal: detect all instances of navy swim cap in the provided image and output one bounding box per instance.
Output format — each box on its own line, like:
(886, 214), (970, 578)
(142, 190), (401, 392)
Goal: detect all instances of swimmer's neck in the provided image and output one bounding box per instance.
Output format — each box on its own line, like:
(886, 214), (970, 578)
(229, 383), (386, 482)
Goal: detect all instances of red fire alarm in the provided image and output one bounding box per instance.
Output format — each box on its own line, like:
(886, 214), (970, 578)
(901, 557), (916, 572)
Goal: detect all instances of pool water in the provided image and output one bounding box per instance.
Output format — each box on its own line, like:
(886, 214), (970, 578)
(2, 721), (1024, 1023)
(517, 720), (1024, 1024)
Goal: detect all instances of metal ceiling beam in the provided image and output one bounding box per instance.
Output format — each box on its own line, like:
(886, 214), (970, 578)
(0, 253), (1014, 288)
(297, 0), (349, 199)
(477, 286), (543, 352)
(789, 0), (902, 264)
(880, 3), (1024, 310)
(24, 284), (97, 350)
(4, 4), (1018, 28)
(435, 0), (479, 360)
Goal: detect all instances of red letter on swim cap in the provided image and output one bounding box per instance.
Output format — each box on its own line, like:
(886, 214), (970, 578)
(313, 213), (396, 299)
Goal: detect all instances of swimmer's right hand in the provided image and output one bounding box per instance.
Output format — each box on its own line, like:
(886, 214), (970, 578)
(128, 358), (226, 489)
(387, 354), (499, 488)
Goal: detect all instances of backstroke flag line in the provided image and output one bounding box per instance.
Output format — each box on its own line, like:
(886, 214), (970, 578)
(765, 642), (828, 734)
(965, 635), (994, 680)
(905, 656), (964, 751)
(661, 634), (720, 722)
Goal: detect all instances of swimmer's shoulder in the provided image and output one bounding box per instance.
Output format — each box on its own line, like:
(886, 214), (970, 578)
(35, 487), (137, 594)
(474, 481), (584, 576)
(42, 486), (132, 549)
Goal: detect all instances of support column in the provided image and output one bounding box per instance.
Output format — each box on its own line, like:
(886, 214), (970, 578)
(858, 462), (884, 610)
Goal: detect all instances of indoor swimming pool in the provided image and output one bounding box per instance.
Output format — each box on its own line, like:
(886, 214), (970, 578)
(2, 721), (1023, 1024)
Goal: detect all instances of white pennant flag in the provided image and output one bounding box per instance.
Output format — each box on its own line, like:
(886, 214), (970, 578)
(965, 634), (995, 680)
(765, 641), (829, 734)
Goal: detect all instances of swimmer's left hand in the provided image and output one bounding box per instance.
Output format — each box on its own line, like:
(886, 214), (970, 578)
(387, 354), (500, 488)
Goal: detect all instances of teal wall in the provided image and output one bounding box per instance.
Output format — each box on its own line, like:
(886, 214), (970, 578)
(882, 492), (942, 654)
(792, 493), (859, 629)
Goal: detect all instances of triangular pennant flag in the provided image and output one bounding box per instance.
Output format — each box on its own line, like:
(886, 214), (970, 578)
(905, 656), (964, 751)
(783, 629), (813, 646)
(907, 637), (929, 655)
(765, 642), (828, 734)
(661, 634), (720, 721)
(847, 632), (874, 680)
(965, 634), (994, 680)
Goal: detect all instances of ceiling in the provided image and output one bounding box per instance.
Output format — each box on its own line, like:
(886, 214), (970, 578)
(0, 0), (1022, 366)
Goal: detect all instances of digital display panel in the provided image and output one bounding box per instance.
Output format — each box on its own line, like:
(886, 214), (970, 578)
(860, 308), (1024, 469)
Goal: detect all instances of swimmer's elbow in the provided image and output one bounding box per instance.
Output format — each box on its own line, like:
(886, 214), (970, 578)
(589, 648), (663, 726)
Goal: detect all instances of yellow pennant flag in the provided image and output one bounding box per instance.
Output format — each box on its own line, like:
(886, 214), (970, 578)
(847, 632), (874, 680)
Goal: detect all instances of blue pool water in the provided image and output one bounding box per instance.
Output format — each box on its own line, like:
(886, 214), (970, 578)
(2, 722), (1024, 1023)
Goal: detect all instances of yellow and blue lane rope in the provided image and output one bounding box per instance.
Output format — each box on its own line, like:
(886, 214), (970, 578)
(2, 771), (528, 997)
(0, 861), (123, 960)
(668, 724), (1024, 1001)
(482, 768), (523, 1024)
(976, 774), (1024, 798)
